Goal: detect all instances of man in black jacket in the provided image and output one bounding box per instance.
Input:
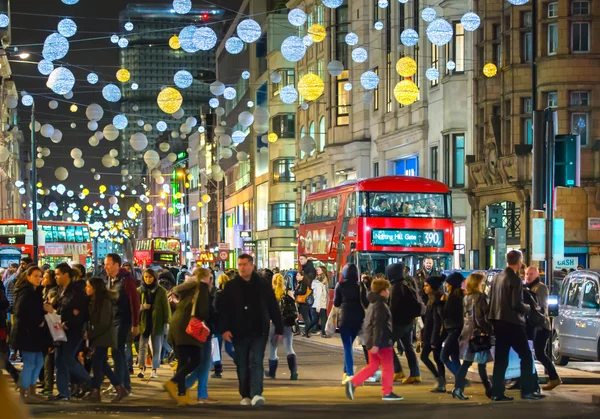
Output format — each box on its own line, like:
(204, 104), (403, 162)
(488, 250), (544, 401)
(46, 263), (91, 401)
(220, 254), (283, 407)
(387, 263), (423, 384)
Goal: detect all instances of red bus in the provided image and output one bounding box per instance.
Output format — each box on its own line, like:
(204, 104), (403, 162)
(298, 176), (454, 286)
(0, 219), (92, 268)
(134, 237), (182, 267)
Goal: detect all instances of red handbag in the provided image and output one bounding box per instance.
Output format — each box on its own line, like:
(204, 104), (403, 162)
(186, 289), (211, 343)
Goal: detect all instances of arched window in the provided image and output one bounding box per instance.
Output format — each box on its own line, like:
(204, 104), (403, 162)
(300, 125), (305, 159)
(319, 117), (326, 152)
(309, 121), (315, 156)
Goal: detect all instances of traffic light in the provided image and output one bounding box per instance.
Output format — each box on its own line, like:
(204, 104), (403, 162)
(554, 134), (580, 188)
(487, 205), (504, 229)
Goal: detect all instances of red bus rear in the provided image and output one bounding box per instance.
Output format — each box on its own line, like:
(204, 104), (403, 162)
(134, 237), (182, 268)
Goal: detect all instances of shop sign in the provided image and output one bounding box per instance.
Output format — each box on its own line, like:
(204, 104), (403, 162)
(589, 218), (600, 230)
(198, 252), (216, 263)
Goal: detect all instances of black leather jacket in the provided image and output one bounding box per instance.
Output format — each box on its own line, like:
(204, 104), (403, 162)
(488, 267), (530, 326)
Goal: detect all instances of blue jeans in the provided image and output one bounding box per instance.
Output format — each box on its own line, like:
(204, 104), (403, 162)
(161, 332), (173, 359)
(91, 346), (120, 389)
(268, 325), (295, 360)
(340, 329), (359, 376)
(21, 351), (44, 388)
(138, 334), (163, 370)
(185, 339), (212, 399)
(113, 322), (132, 392)
(233, 336), (268, 399)
(214, 334), (235, 368)
(55, 335), (91, 397)
(441, 328), (461, 377)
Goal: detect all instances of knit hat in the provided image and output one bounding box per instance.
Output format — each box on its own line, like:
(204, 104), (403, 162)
(446, 272), (465, 289)
(425, 275), (445, 290)
(342, 264), (359, 282)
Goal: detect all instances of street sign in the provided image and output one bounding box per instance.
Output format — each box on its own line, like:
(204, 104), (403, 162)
(532, 218), (565, 261)
(218, 243), (230, 250)
(589, 218), (600, 230)
(218, 250), (228, 261)
(240, 230), (251, 238)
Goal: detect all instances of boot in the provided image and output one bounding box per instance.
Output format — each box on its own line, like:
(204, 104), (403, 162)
(212, 363), (223, 378)
(83, 388), (101, 403)
(21, 387), (43, 404)
(542, 378), (562, 391)
(287, 354), (298, 380)
(111, 385), (129, 403)
(265, 359), (278, 379)
(431, 376), (446, 393)
(29, 385), (46, 403)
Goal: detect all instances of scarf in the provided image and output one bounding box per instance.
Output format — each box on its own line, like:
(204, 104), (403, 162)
(141, 280), (158, 337)
(525, 277), (540, 289)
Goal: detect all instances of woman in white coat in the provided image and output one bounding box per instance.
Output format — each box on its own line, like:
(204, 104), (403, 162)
(303, 267), (330, 338)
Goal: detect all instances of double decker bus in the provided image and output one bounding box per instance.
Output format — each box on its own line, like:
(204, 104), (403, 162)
(0, 219), (92, 267)
(134, 237), (182, 267)
(298, 176), (454, 286)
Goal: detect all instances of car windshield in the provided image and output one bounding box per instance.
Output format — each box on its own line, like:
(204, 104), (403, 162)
(359, 192), (450, 218)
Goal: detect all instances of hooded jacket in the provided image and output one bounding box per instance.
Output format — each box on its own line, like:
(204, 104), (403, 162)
(333, 265), (369, 332)
(422, 295), (444, 347)
(168, 280), (210, 347)
(56, 279), (89, 338)
(362, 292), (393, 350)
(10, 280), (46, 352)
(109, 268), (141, 327)
(387, 263), (424, 325)
(88, 290), (118, 348)
(442, 290), (465, 330)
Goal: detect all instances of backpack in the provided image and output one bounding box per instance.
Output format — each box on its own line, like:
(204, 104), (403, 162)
(399, 280), (426, 319)
(280, 294), (298, 327)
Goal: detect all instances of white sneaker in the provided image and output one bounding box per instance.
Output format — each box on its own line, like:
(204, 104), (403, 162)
(251, 395), (265, 406)
(151, 369), (158, 379)
(103, 385), (116, 395)
(366, 376), (377, 383)
(240, 398), (252, 406)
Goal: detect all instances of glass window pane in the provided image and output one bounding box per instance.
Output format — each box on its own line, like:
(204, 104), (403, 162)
(365, 192), (450, 218)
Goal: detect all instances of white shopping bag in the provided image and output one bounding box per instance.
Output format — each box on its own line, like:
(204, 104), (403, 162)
(44, 312), (67, 343)
(491, 340), (535, 380)
(211, 336), (221, 363)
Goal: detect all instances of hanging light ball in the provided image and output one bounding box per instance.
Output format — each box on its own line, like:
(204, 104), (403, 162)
(308, 24), (326, 43)
(507, 0), (529, 5)
(157, 87), (183, 114)
(62, 0), (79, 4)
(345, 32), (359, 46)
(422, 7), (437, 22)
(238, 111), (254, 127)
(174, 70), (193, 88)
(154, 121), (167, 132)
(268, 132), (278, 143)
(116, 69), (131, 82)
(298, 73), (324, 101)
(179, 26), (198, 53)
(186, 116), (197, 127)
(210, 81), (225, 96)
(299, 135), (315, 153)
(46, 67), (75, 95)
(327, 60), (344, 77)
(124, 22), (134, 31)
(394, 80), (420, 105)
(194, 27), (217, 51)
(70, 122), (76, 129)
(70, 104), (78, 112)
(118, 38), (129, 48)
(42, 33), (69, 61)
(426, 68), (440, 81)
(279, 85), (298, 104)
(144, 150), (160, 169)
(360, 71), (380, 90)
(87, 73), (99, 84)
(396, 56), (417, 77)
(88, 121), (98, 131)
(302, 35), (313, 47)
(236, 19), (261, 43)
(159, 142), (170, 152)
(86, 103), (104, 121)
(131, 82), (139, 90)
(223, 87), (237, 100)
(461, 12), (481, 32)
(270, 72), (282, 84)
(169, 35), (180, 50)
(41, 124), (55, 138)
(374, 21), (384, 30)
(57, 18), (77, 38)
(63, 91), (73, 99)
(49, 100), (58, 110)
(110, 34), (119, 43)
(281, 36), (306, 62)
(112, 114), (128, 130)
(225, 36), (244, 54)
(55, 167), (69, 181)
(344, 82), (353, 91)
(37, 60), (54, 76)
(173, 0), (192, 14)
(88, 136), (99, 147)
(231, 130), (246, 144)
(209, 98), (219, 108)
(352, 47), (368, 63)
(241, 70), (250, 80)
(322, 0), (343, 8)
(483, 63), (498, 77)
(426, 18), (454, 46)
(0, 13), (9, 28)
(400, 29), (419, 46)
(103, 124), (119, 141)
(102, 84), (122, 102)
(378, 0), (389, 6)
(446, 60), (456, 71)
(288, 8), (307, 26)
(130, 133), (148, 151)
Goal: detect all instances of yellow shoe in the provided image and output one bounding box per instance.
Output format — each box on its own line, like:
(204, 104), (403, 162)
(542, 378), (562, 391)
(190, 380), (198, 391)
(342, 375), (353, 385)
(176, 393), (195, 406)
(393, 372), (405, 382)
(402, 376), (422, 384)
(163, 380), (179, 402)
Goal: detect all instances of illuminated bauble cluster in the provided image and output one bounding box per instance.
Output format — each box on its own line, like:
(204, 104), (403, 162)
(42, 33), (69, 61)
(173, 0), (192, 14)
(288, 8), (307, 26)
(396, 57), (417, 77)
(394, 80), (420, 105)
(116, 68), (131, 82)
(279, 85), (298, 104)
(401, 29), (418, 47)
(322, 0), (343, 8)
(46, 67), (75, 95)
(360, 71), (379, 90)
(298, 74), (324, 101)
(426, 18), (454, 46)
(157, 87), (183, 114)
(38, 59), (54, 76)
(174, 70), (193, 88)
(194, 27), (217, 51)
(57, 18), (77, 38)
(102, 84), (122, 102)
(225, 36), (244, 54)
(352, 47), (368, 63)
(236, 19), (261, 43)
(281, 36), (306, 62)
(308, 24), (326, 42)
(483, 63), (498, 77)
(461, 12), (481, 31)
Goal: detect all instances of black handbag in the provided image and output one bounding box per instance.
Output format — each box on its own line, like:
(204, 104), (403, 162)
(468, 304), (492, 352)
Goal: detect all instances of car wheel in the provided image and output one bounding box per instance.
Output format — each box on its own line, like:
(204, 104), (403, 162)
(552, 331), (569, 366)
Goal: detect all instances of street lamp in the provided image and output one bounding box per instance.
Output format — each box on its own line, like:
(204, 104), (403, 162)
(30, 101), (39, 263)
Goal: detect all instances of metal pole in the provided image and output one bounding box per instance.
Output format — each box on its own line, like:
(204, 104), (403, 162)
(531, 0), (538, 111)
(545, 109), (555, 291)
(31, 103), (38, 264)
(184, 185), (188, 265)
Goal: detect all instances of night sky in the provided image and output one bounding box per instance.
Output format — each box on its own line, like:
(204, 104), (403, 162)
(9, 0), (242, 191)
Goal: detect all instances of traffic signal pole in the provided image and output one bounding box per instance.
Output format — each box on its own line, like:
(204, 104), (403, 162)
(544, 110), (555, 295)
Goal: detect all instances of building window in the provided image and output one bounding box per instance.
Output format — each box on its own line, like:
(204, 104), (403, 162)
(309, 121), (315, 156)
(548, 2), (558, 17)
(571, 22), (590, 52)
(335, 3), (348, 64)
(523, 11), (533, 27)
(523, 97), (533, 113)
(398, 2), (405, 43)
(395, 155), (419, 176)
(373, 0), (379, 23)
(547, 91), (558, 108)
(317, 59), (324, 80)
(493, 24), (502, 68)
(572, 113), (588, 146)
(373, 161), (379, 177)
(270, 202), (296, 227)
(319, 117), (326, 152)
(271, 113), (295, 138)
(430, 43), (439, 86)
(271, 69), (295, 97)
(316, 4), (324, 24)
(443, 134), (450, 185)
(523, 119), (533, 144)
(336, 70), (350, 125)
(257, 183), (268, 231)
(373, 67), (379, 111)
(386, 52), (393, 112)
(430, 146), (439, 180)
(548, 23), (558, 55)
(572, 0), (590, 15)
(452, 134), (465, 187)
(570, 91), (590, 106)
(299, 126), (305, 159)
(523, 31), (532, 63)
(273, 159), (295, 183)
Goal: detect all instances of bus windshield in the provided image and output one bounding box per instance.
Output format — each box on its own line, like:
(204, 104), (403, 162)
(358, 192), (451, 218)
(357, 252), (452, 277)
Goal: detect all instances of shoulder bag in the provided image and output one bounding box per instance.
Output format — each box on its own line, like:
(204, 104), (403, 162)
(185, 288), (211, 343)
(468, 300), (491, 352)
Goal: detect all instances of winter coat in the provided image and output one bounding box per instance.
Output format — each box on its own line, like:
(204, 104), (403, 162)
(458, 293), (493, 363)
(109, 268), (141, 327)
(442, 291), (465, 330)
(333, 277), (368, 333)
(527, 278), (551, 331)
(414, 268), (439, 302)
(138, 284), (171, 337)
(167, 281), (209, 348)
(301, 260), (316, 279)
(10, 280), (46, 352)
(0, 281), (9, 331)
(43, 285), (59, 309)
(422, 297), (444, 347)
(311, 278), (328, 311)
(56, 279), (89, 338)
(488, 267), (529, 326)
(88, 291), (118, 349)
(362, 292), (393, 350)
(389, 277), (424, 325)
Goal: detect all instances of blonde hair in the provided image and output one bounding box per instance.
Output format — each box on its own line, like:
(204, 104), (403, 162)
(272, 273), (286, 300)
(371, 277), (390, 294)
(194, 267), (211, 283)
(217, 273), (230, 289)
(465, 272), (485, 295)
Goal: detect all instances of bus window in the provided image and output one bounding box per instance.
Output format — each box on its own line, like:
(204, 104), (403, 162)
(66, 226), (76, 242)
(359, 192), (450, 218)
(306, 202), (315, 223)
(322, 199), (330, 221)
(74, 226), (84, 243)
(345, 193), (356, 218)
(83, 227), (90, 242)
(56, 226), (67, 242)
(330, 196), (339, 219)
(314, 201), (322, 221)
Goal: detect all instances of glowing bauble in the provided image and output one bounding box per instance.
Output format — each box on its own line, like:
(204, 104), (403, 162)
(86, 103), (104, 121)
(118, 37), (129, 49)
(58, 18), (77, 37)
(378, 0), (389, 6)
(301, 35), (312, 47)
(102, 84), (121, 102)
(46, 67), (75, 95)
(6, 97), (17, 109)
(146, 205), (153, 212)
(156, 121), (167, 132)
(174, 70), (193, 89)
(36, 158), (45, 168)
(194, 27), (217, 51)
(344, 82), (352, 91)
(268, 132), (278, 143)
(236, 19), (261, 43)
(157, 87), (183, 114)
(400, 29), (418, 47)
(241, 70), (250, 80)
(38, 60), (54, 76)
(396, 57), (417, 77)
(225, 36), (244, 54)
(308, 24), (326, 42)
(168, 35), (181, 50)
(88, 136), (99, 147)
(87, 73), (98, 84)
(301, 103), (309, 110)
(223, 87), (237, 100)
(144, 150), (160, 169)
(180, 124), (192, 134)
(109, 149), (118, 158)
(186, 117), (197, 127)
(144, 123), (152, 132)
(360, 71), (379, 90)
(238, 111), (254, 127)
(483, 63), (498, 77)
(50, 129), (63, 143)
(322, 0), (343, 8)
(94, 174), (101, 180)
(116, 69), (130, 83)
(422, 7), (436, 22)
(219, 134), (232, 147)
(112, 114), (128, 130)
(178, 25), (198, 52)
(461, 12), (481, 31)
(171, 131), (179, 139)
(270, 72), (282, 84)
(345, 32), (359, 46)
(220, 148), (233, 159)
(159, 142), (170, 152)
(231, 130), (246, 144)
(41, 147), (50, 157)
(70, 148), (82, 159)
(55, 167), (69, 181)
(394, 80), (420, 105)
(109, 196), (118, 205)
(426, 68), (440, 81)
(446, 60), (456, 71)
(210, 81), (225, 96)
(215, 107), (225, 116)
(124, 22), (134, 31)
(64, 91), (73, 99)
(288, 8), (307, 26)
(103, 124), (119, 141)
(173, 0), (192, 14)
(236, 151), (249, 162)
(281, 36), (306, 62)
(279, 85), (298, 104)
(29, 121), (41, 132)
(299, 135), (315, 153)
(70, 104), (78, 113)
(352, 47), (368, 63)
(130, 133), (148, 151)
(0, 13), (9, 28)
(374, 21), (384, 30)
(325, 61), (343, 78)
(426, 19), (454, 46)
(507, 0), (529, 4)
(101, 154), (113, 168)
(167, 153), (177, 163)
(110, 34), (119, 43)
(40, 124), (55, 138)
(298, 74), (324, 101)
(70, 123), (76, 129)
(49, 100), (58, 110)
(74, 158), (85, 168)
(208, 98), (219, 109)
(42, 33), (69, 61)
(88, 121), (98, 131)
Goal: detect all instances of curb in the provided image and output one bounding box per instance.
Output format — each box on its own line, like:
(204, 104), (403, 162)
(296, 335), (363, 354)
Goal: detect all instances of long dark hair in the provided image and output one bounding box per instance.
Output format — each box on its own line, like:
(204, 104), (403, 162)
(44, 269), (57, 288)
(17, 266), (42, 287)
(143, 268), (158, 285)
(428, 289), (445, 306)
(88, 276), (109, 315)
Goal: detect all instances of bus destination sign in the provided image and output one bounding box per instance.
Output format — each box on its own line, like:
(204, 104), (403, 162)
(371, 229), (444, 248)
